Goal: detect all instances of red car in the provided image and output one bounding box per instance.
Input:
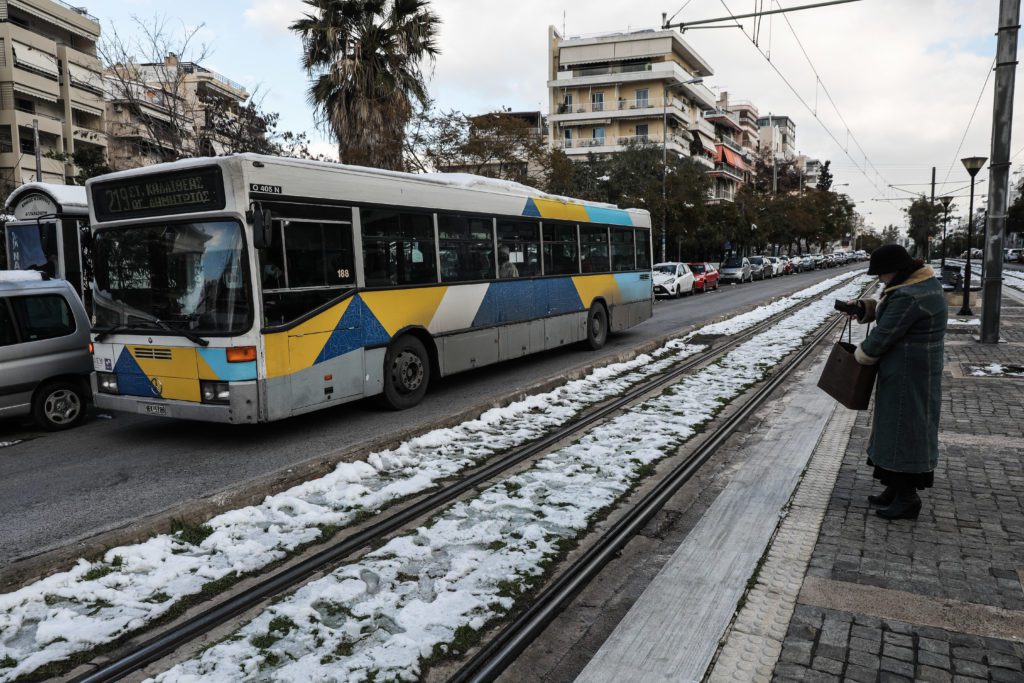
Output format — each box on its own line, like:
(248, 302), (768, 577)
(689, 262), (719, 292)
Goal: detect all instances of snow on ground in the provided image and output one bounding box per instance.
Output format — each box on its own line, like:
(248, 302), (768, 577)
(967, 363), (1024, 378)
(0, 270), (866, 682)
(948, 318), (982, 326)
(1003, 269), (1024, 293)
(154, 275), (874, 682)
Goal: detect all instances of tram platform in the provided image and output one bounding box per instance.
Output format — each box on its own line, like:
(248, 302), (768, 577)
(574, 289), (1024, 683)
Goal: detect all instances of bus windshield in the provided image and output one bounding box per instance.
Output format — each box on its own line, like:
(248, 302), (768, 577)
(92, 220), (251, 335)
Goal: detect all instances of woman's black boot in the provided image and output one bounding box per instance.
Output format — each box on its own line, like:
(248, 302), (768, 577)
(876, 489), (922, 520)
(867, 486), (897, 506)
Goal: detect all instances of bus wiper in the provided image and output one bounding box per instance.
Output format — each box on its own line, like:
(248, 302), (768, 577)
(138, 319), (211, 347)
(93, 320), (210, 347)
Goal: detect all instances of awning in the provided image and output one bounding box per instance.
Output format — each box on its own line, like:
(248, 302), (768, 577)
(694, 131), (717, 153)
(716, 145), (749, 171)
(12, 40), (59, 77)
(10, 0), (98, 39)
(13, 84), (58, 104)
(70, 100), (103, 117)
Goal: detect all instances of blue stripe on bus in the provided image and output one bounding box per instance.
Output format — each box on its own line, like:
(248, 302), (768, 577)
(315, 295), (391, 365)
(539, 277), (584, 315)
(522, 198), (542, 218)
(198, 348), (257, 382)
(114, 349), (160, 398)
(614, 272), (653, 302)
(585, 206), (634, 226)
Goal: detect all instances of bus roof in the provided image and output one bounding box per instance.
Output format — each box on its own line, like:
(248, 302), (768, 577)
(85, 154), (651, 219)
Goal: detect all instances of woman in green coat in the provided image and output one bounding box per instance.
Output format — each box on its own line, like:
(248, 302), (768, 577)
(851, 244), (947, 520)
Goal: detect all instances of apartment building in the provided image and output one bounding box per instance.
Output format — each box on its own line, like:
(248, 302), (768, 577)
(757, 114), (796, 159)
(546, 26), (716, 164)
(106, 53), (249, 170)
(0, 0), (105, 190)
(797, 156), (822, 189)
(444, 110), (547, 183)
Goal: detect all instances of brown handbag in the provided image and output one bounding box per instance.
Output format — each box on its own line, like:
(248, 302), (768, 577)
(817, 319), (878, 410)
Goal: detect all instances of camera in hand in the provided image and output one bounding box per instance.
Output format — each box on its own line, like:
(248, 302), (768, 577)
(834, 299), (863, 316)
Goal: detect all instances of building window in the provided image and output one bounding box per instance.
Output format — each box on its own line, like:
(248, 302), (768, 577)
(542, 222), (579, 275)
(0, 126), (12, 154)
(591, 92), (604, 112)
(563, 128), (573, 148)
(593, 127), (605, 144)
(361, 209), (438, 287)
(636, 124), (649, 142)
(561, 93), (573, 114)
(497, 219), (540, 278)
(438, 213), (495, 282)
(635, 88), (649, 108)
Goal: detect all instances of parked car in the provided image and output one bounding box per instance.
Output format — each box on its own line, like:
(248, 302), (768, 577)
(832, 252), (848, 265)
(813, 254), (826, 269)
(652, 262), (696, 298)
(748, 256), (770, 280)
(788, 255), (804, 272)
(767, 256), (785, 277)
(688, 262), (719, 292)
(960, 248), (983, 259)
(0, 271), (93, 430)
(719, 256), (752, 284)
(1006, 248), (1022, 263)
(801, 253), (818, 270)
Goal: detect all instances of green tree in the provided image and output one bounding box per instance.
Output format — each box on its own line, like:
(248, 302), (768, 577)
(292, 0), (441, 170)
(816, 160), (833, 192)
(905, 197), (942, 258)
(881, 224), (900, 244)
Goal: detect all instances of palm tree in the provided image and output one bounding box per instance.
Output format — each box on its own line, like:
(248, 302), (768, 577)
(292, 0), (440, 170)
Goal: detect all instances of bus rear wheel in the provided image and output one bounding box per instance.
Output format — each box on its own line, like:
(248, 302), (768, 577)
(382, 335), (430, 410)
(586, 303), (609, 350)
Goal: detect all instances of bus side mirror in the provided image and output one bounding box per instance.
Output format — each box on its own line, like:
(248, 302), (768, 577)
(248, 206), (273, 249)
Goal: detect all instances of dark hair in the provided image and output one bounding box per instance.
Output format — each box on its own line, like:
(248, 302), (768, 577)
(887, 258), (926, 288)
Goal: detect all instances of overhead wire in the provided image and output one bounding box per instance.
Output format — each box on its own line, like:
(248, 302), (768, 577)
(712, 0), (890, 198)
(770, 0), (892, 197)
(665, 0), (697, 26)
(939, 56), (996, 186)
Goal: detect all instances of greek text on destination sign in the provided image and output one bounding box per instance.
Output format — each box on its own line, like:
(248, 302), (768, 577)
(92, 167), (226, 221)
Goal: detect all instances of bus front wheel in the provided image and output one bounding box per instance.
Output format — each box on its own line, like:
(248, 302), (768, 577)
(382, 335), (430, 410)
(586, 303), (609, 350)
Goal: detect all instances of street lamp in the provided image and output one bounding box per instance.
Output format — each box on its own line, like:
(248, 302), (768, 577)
(939, 195), (953, 269)
(662, 76), (704, 262)
(959, 156), (986, 316)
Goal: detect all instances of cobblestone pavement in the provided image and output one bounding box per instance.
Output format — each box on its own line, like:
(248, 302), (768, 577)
(772, 296), (1024, 682)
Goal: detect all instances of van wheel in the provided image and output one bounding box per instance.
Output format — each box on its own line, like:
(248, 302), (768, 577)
(33, 380), (87, 431)
(381, 335), (430, 410)
(586, 303), (609, 350)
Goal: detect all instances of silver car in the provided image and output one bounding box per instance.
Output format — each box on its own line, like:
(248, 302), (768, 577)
(719, 256), (752, 284)
(0, 273), (92, 430)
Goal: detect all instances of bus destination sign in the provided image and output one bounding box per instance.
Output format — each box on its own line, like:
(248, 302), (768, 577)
(92, 167), (226, 221)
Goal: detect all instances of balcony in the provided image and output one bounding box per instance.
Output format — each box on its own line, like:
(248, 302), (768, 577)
(689, 117), (716, 138)
(550, 61), (717, 110)
(554, 134), (691, 156)
(551, 95), (695, 126)
(718, 135), (745, 154)
(709, 163), (745, 181)
(73, 126), (107, 147)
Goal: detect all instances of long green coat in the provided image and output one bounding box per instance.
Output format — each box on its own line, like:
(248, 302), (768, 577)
(854, 267), (947, 473)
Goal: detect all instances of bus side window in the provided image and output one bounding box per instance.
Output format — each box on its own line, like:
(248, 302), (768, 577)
(496, 219), (540, 279)
(259, 220), (355, 327)
(580, 226), (610, 273)
(611, 228), (636, 271)
(438, 214), (495, 283)
(542, 222), (579, 275)
(362, 209), (438, 287)
(635, 229), (651, 269)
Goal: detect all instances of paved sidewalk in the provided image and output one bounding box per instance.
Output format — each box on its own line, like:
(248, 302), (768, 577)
(709, 293), (1024, 682)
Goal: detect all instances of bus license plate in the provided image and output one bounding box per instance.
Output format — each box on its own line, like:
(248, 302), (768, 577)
(142, 403), (167, 416)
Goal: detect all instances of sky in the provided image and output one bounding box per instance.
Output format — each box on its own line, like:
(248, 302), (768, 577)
(80, 0), (1020, 233)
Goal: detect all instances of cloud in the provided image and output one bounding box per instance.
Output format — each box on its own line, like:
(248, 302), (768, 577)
(244, 0), (304, 34)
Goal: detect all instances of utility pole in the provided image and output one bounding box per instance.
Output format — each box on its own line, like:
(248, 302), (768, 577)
(981, 0), (1019, 343)
(770, 112), (778, 194)
(32, 119), (42, 182)
(928, 166), (935, 263)
(662, 85), (669, 263)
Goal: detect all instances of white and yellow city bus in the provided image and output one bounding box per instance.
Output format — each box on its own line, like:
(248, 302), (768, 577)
(87, 154), (653, 423)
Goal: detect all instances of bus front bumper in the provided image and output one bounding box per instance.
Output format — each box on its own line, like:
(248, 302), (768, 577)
(91, 378), (260, 424)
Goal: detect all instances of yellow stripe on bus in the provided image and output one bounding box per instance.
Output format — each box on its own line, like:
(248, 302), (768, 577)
(361, 287), (448, 337)
(572, 274), (621, 309)
(532, 198), (590, 222)
(264, 298), (352, 379)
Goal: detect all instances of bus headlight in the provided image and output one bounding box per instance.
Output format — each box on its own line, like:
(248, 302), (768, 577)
(97, 373), (119, 394)
(200, 381), (230, 404)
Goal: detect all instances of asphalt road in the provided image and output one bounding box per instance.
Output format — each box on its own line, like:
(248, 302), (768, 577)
(0, 265), (864, 568)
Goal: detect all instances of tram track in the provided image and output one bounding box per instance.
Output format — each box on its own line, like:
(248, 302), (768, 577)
(449, 289), (873, 683)
(63, 275), (872, 683)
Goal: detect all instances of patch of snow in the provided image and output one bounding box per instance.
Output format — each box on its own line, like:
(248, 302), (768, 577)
(0, 270), (868, 682)
(0, 271), (45, 283)
(948, 318), (981, 326)
(967, 362), (1024, 378)
(154, 275), (874, 682)
(0, 441), (22, 449)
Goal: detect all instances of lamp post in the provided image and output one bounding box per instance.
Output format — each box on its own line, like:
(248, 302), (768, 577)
(939, 195), (953, 269)
(959, 156), (986, 316)
(662, 76), (704, 262)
